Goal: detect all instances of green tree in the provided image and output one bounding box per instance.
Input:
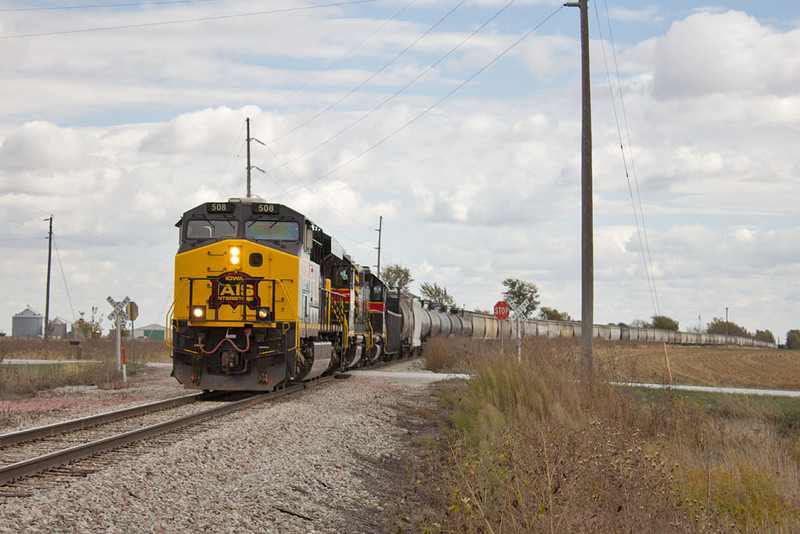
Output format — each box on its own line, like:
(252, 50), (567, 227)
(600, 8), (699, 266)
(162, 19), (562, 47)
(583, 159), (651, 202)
(651, 314), (679, 331)
(420, 282), (457, 307)
(501, 278), (540, 319)
(382, 264), (413, 291)
(538, 307), (572, 321)
(787, 330), (800, 350)
(754, 329), (776, 344)
(707, 317), (750, 338)
(75, 307), (104, 339)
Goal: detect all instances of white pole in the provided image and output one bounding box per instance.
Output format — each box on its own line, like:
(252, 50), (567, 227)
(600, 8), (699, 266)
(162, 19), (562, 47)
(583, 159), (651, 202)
(116, 315), (122, 371)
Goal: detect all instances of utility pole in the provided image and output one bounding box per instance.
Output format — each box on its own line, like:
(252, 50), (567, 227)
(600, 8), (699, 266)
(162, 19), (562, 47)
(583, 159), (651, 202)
(375, 216), (383, 276)
(246, 117), (252, 198)
(566, 0), (594, 382)
(44, 215), (53, 344)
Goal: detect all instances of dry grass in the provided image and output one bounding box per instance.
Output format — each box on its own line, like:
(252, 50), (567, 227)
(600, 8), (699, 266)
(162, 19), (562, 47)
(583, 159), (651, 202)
(393, 338), (800, 532)
(0, 337), (171, 397)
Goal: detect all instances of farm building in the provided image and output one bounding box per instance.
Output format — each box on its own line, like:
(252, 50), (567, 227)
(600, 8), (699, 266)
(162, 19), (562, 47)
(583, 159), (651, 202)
(49, 317), (74, 339)
(12, 306), (43, 338)
(134, 323), (166, 340)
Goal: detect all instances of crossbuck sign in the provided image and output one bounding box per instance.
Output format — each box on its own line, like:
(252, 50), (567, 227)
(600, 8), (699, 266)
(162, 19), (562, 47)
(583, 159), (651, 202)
(107, 295), (130, 322)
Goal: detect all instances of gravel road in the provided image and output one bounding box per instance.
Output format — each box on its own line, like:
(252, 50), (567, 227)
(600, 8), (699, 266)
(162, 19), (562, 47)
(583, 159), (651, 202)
(0, 360), (442, 533)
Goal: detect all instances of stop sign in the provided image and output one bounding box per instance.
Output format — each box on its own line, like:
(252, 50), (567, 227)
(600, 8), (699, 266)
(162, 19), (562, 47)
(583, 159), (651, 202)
(493, 300), (510, 321)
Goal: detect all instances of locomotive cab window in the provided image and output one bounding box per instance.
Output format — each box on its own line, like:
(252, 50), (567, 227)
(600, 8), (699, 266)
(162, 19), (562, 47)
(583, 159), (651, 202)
(186, 219), (238, 240)
(372, 285), (384, 301)
(246, 220), (300, 241)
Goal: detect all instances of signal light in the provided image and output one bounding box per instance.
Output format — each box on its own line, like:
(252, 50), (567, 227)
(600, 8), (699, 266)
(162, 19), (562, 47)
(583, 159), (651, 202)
(191, 305), (206, 320)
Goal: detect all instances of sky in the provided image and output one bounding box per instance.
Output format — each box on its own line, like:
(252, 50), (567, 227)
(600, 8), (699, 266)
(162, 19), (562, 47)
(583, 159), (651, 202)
(0, 0), (798, 342)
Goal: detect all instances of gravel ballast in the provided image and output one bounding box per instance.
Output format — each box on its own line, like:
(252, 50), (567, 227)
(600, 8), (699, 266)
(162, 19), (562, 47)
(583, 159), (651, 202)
(0, 362), (442, 533)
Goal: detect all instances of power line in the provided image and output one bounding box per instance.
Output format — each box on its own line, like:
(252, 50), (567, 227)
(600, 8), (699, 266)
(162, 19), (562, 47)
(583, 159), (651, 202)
(273, 4), (566, 198)
(264, 0), (522, 180)
(53, 235), (77, 322)
(266, 0), (466, 146)
(594, 0), (660, 316)
(270, 0), (416, 111)
(0, 0), (222, 12)
(1, 0), (382, 39)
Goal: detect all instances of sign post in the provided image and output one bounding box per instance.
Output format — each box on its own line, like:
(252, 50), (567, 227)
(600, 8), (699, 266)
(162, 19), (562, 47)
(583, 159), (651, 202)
(494, 300), (510, 352)
(126, 301), (139, 367)
(508, 298), (530, 362)
(107, 296), (130, 379)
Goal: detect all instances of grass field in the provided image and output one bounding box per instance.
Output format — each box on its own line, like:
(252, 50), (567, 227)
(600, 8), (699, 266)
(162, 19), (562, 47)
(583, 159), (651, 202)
(399, 337), (800, 533)
(0, 337), (171, 397)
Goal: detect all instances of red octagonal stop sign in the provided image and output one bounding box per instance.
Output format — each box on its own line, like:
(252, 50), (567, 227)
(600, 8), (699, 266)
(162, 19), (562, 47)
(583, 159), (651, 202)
(493, 300), (510, 321)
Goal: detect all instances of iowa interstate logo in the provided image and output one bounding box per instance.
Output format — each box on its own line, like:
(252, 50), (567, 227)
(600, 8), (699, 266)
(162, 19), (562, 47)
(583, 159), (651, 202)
(208, 272), (261, 310)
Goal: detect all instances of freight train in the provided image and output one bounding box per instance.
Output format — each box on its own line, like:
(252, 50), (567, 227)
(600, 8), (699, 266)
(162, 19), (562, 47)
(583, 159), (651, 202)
(167, 197), (774, 392)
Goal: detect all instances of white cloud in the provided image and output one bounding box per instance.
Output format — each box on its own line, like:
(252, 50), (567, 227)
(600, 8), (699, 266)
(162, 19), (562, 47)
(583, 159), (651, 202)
(0, 2), (798, 343)
(652, 10), (800, 98)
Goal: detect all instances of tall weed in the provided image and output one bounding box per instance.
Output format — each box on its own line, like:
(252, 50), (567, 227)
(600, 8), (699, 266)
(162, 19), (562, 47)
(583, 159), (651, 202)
(400, 337), (800, 532)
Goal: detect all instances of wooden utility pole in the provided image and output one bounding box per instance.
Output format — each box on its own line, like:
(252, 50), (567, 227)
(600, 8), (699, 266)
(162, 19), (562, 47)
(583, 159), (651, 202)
(246, 118), (252, 198)
(44, 215), (53, 344)
(566, 0), (594, 381)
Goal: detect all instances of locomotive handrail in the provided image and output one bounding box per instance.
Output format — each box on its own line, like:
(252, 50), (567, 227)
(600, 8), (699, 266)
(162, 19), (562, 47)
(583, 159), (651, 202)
(165, 278), (191, 352)
(321, 288), (349, 350)
(274, 279), (300, 354)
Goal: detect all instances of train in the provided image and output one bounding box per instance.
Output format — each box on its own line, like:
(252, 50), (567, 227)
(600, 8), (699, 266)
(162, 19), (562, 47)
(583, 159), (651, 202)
(167, 197), (775, 392)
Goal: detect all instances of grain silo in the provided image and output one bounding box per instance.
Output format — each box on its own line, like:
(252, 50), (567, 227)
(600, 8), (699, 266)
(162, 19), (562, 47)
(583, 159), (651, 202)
(12, 306), (43, 338)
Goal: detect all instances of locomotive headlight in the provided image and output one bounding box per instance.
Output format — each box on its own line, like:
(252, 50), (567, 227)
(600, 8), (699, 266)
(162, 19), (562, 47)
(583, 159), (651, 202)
(256, 307), (271, 322)
(191, 305), (206, 320)
(229, 246), (241, 266)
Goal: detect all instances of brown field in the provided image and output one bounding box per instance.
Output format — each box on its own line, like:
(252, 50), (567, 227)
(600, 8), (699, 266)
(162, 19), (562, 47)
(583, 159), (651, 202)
(593, 340), (800, 390)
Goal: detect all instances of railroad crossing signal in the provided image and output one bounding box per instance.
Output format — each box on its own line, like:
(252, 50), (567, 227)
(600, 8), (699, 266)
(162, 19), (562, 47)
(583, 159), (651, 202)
(107, 295), (130, 322)
(508, 298), (530, 322)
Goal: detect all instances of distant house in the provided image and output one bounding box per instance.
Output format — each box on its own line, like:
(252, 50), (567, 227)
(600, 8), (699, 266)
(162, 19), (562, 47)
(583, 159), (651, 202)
(134, 323), (166, 341)
(12, 306), (43, 338)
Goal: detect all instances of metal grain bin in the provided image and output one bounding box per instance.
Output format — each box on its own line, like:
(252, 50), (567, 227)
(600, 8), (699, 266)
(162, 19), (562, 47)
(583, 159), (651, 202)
(12, 306), (43, 338)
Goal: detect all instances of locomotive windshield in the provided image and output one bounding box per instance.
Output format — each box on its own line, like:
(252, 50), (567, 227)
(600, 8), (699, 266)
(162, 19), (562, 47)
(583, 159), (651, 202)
(246, 220), (300, 241)
(186, 219), (238, 239)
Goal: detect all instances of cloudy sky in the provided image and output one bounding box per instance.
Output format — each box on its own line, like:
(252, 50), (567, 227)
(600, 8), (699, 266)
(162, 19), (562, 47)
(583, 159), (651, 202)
(1, 0), (798, 342)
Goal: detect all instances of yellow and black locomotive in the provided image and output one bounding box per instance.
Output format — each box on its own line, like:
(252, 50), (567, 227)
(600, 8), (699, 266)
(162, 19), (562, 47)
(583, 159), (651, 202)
(168, 197), (395, 391)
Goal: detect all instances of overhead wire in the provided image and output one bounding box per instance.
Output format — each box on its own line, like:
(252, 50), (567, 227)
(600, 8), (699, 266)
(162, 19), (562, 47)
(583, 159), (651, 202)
(594, 0), (661, 316)
(264, 0), (514, 178)
(0, 0), (223, 12)
(252, 0), (525, 236)
(270, 0), (416, 111)
(248, 0), (467, 234)
(266, 0), (465, 146)
(272, 4), (566, 198)
(52, 235), (77, 322)
(0, 0), (383, 39)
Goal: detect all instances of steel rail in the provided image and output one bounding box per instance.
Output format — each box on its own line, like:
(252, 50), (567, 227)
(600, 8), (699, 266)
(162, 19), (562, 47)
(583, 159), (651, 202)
(0, 392), (212, 447)
(0, 383), (310, 486)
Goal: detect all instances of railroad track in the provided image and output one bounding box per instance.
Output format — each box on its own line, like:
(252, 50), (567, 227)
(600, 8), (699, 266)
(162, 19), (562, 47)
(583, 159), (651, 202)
(0, 380), (327, 489)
